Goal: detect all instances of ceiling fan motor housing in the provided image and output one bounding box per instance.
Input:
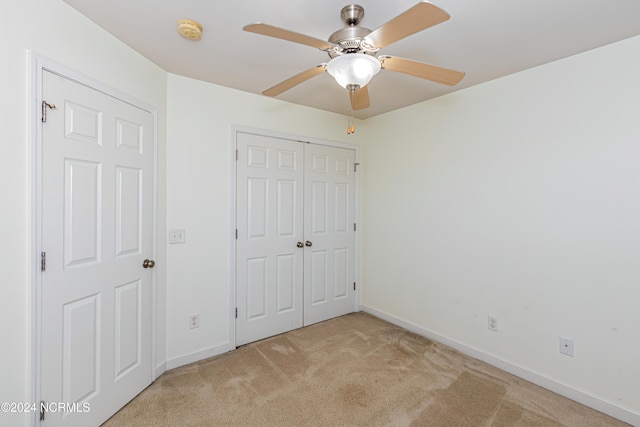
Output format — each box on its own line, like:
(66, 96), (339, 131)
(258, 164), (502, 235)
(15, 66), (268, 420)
(328, 4), (377, 57)
(329, 26), (372, 50)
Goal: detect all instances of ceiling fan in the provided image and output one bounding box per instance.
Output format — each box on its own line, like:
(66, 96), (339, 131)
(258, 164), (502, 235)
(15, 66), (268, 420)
(243, 1), (465, 111)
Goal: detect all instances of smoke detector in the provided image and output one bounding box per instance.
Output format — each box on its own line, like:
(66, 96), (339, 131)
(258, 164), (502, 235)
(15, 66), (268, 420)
(177, 19), (203, 40)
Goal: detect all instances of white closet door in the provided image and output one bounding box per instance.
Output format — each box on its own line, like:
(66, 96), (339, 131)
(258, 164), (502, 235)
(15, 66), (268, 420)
(40, 71), (154, 426)
(236, 132), (305, 346)
(303, 143), (356, 325)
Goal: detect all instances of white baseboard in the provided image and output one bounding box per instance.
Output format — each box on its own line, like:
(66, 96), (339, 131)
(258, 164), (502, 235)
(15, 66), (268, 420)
(165, 342), (234, 371)
(360, 304), (640, 426)
(154, 361), (167, 380)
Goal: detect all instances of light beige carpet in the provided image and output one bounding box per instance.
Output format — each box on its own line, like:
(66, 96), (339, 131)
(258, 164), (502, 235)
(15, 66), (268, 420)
(103, 313), (628, 426)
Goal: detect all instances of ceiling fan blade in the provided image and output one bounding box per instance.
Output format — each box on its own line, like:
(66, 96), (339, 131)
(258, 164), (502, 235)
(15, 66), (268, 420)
(380, 56), (465, 86)
(244, 23), (334, 51)
(262, 65), (328, 97)
(364, 1), (450, 49)
(350, 86), (371, 110)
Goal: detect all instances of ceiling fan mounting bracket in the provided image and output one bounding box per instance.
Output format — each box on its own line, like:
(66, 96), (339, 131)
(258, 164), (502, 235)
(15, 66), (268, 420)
(340, 4), (365, 26)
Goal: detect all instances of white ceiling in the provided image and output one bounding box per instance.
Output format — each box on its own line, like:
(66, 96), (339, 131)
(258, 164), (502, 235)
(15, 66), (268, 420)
(62, 0), (640, 119)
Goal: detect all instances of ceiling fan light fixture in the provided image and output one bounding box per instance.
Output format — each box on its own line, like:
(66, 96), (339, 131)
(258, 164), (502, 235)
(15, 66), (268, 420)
(326, 53), (381, 89)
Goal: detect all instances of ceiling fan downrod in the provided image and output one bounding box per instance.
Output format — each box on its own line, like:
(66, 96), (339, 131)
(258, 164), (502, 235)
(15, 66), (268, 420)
(341, 4), (364, 26)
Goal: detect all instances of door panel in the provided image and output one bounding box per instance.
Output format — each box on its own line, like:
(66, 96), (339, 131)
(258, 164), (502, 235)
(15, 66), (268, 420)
(41, 70), (154, 426)
(114, 280), (142, 378)
(247, 178), (268, 238)
(277, 180), (296, 236)
(63, 159), (101, 267)
(311, 251), (328, 304)
(334, 248), (349, 298)
(276, 254), (296, 312)
(115, 166), (142, 256)
(311, 182), (328, 234)
(334, 183), (349, 232)
(246, 257), (268, 319)
(304, 144), (356, 325)
(236, 133), (304, 346)
(62, 294), (100, 404)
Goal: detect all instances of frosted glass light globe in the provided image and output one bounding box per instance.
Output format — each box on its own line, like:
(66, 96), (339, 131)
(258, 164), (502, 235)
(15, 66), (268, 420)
(326, 53), (381, 89)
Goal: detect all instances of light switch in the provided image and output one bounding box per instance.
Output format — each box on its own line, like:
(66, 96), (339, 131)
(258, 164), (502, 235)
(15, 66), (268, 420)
(169, 229), (186, 244)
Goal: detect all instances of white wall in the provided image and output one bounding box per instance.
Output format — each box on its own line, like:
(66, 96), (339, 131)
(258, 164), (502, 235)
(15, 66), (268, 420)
(164, 73), (362, 366)
(361, 35), (640, 423)
(0, 1), (167, 425)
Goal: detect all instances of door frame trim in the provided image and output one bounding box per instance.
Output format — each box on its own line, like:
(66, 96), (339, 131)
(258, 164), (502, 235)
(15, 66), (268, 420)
(28, 52), (159, 427)
(229, 124), (361, 349)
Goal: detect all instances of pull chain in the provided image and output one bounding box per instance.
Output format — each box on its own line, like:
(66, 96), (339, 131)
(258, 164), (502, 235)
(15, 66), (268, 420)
(347, 87), (356, 135)
(347, 115), (355, 135)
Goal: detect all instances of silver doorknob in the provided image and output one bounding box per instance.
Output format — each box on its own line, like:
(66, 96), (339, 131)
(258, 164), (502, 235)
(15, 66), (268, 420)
(305, 241), (312, 247)
(296, 242), (304, 248)
(143, 259), (155, 268)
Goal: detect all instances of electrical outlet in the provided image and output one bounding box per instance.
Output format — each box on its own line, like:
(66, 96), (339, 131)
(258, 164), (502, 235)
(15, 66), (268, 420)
(169, 229), (186, 244)
(488, 315), (499, 332)
(559, 336), (574, 357)
(189, 313), (199, 329)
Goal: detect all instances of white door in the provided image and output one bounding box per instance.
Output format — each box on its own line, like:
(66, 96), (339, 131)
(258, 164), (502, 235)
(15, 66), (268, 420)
(40, 71), (154, 426)
(236, 133), (305, 346)
(304, 144), (356, 325)
(236, 132), (356, 345)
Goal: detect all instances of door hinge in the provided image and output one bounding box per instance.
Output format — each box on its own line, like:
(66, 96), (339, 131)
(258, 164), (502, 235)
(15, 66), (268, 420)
(235, 229), (238, 239)
(235, 307), (238, 319)
(41, 252), (46, 272)
(41, 101), (56, 123)
(236, 149), (239, 161)
(354, 282), (356, 291)
(40, 401), (46, 421)
(354, 162), (359, 172)
(354, 223), (356, 232)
